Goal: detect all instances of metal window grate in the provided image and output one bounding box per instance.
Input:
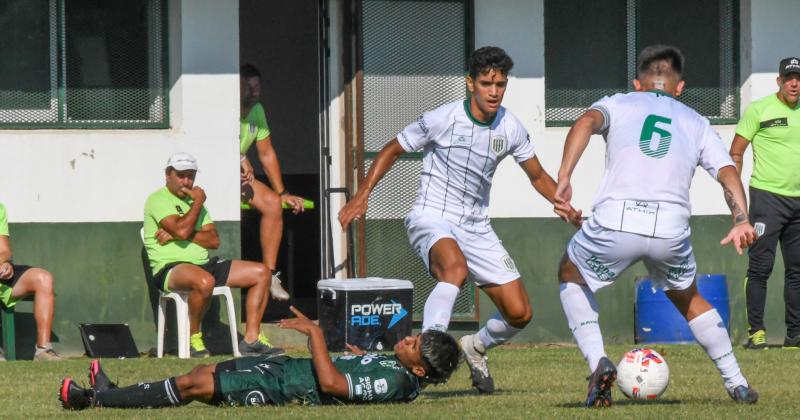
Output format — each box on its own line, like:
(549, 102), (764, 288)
(545, 0), (738, 126)
(0, 0), (167, 128)
(360, 0), (475, 319)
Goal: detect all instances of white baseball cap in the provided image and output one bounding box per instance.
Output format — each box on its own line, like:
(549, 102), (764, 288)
(166, 152), (199, 171)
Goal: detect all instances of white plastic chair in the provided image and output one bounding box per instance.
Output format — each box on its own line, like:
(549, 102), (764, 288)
(141, 228), (241, 358)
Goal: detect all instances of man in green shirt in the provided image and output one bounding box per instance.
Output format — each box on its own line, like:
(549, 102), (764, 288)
(59, 306), (461, 409)
(0, 203), (61, 361)
(239, 64), (307, 301)
(143, 153), (279, 357)
(730, 57), (800, 350)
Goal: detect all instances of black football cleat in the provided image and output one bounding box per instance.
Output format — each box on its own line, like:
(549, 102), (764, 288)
(88, 359), (117, 391)
(59, 377), (93, 410)
(586, 357), (617, 408)
(728, 385), (759, 404)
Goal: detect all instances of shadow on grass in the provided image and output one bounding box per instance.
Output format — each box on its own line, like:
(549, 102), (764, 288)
(556, 398), (682, 408)
(424, 389), (512, 399)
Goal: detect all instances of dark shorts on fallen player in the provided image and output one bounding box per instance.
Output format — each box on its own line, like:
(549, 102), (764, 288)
(211, 355), (321, 406)
(151, 257), (232, 292)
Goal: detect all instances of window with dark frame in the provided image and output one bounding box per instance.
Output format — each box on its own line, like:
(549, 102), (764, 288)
(544, 0), (738, 126)
(0, 0), (168, 128)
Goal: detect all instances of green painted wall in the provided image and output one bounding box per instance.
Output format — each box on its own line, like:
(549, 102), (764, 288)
(3, 216), (791, 358)
(4, 221), (241, 358)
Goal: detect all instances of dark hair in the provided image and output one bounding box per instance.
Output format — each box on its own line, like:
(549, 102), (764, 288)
(418, 330), (461, 385)
(636, 45), (684, 79)
(469, 46), (514, 80)
(240, 63), (261, 80)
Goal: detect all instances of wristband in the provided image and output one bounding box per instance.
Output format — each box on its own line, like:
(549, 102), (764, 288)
(278, 189), (289, 196)
(240, 155), (247, 162)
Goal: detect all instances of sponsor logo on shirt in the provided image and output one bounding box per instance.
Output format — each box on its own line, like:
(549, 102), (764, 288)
(759, 118), (788, 129)
(491, 136), (507, 155)
(355, 376), (375, 400)
(586, 255), (616, 281)
(249, 123), (257, 136)
(175, 205), (184, 216)
(453, 135), (472, 147)
(375, 378), (389, 394)
(417, 115), (429, 135)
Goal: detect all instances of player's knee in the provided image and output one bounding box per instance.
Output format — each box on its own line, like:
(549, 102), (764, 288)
(195, 276), (215, 295)
(255, 190), (281, 217)
(34, 270), (55, 294)
(430, 261), (467, 286)
(505, 306), (532, 328)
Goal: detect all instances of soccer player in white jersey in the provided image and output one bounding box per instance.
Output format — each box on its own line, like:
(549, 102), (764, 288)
(339, 46), (582, 394)
(554, 45), (759, 407)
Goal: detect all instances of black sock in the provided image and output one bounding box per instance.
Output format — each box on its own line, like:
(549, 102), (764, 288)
(94, 377), (184, 408)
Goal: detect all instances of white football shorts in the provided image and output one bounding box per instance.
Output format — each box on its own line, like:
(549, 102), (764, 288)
(404, 210), (520, 286)
(567, 217), (696, 292)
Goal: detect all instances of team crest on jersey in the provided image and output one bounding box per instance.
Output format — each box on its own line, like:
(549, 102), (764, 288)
(754, 222), (766, 237)
(244, 390), (266, 406)
(249, 123), (257, 136)
(501, 254), (516, 272)
(491, 136), (507, 155)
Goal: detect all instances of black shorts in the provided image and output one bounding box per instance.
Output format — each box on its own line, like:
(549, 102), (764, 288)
(151, 257), (232, 292)
(0, 264), (32, 308)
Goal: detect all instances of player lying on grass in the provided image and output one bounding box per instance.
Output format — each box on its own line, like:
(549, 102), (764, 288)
(59, 306), (460, 409)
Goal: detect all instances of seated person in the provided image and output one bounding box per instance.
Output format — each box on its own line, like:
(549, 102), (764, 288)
(239, 64), (308, 301)
(143, 152), (279, 357)
(59, 306), (461, 409)
(0, 202), (61, 361)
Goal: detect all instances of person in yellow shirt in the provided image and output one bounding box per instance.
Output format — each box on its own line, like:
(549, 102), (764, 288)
(239, 64), (306, 301)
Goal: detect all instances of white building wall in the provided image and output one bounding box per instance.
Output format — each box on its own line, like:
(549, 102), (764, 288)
(0, 0), (241, 224)
(473, 0), (784, 220)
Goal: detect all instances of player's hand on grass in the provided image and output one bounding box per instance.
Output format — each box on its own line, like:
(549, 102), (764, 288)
(281, 193), (306, 215)
(338, 194), (368, 229)
(155, 228), (174, 245)
(181, 186), (207, 204)
(278, 306), (321, 336)
(720, 222), (757, 255)
(0, 262), (14, 280)
(345, 343), (366, 356)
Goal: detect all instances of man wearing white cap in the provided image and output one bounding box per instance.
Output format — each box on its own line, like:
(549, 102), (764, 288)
(143, 153), (280, 357)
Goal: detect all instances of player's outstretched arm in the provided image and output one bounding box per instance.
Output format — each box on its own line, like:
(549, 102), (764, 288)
(278, 306), (349, 398)
(338, 139), (406, 229)
(717, 166), (757, 255)
(555, 110), (604, 220)
(519, 157), (583, 227)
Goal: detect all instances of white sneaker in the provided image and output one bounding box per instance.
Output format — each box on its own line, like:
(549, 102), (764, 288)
(460, 333), (494, 393)
(270, 272), (290, 301)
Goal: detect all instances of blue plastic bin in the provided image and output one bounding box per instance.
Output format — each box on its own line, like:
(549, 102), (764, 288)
(634, 274), (730, 344)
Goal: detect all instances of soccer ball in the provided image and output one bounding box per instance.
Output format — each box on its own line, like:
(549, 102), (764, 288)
(616, 348), (669, 400)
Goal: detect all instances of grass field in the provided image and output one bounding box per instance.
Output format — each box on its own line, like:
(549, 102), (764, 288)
(4, 344), (798, 419)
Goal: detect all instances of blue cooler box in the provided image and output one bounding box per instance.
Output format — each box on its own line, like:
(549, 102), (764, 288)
(317, 278), (413, 352)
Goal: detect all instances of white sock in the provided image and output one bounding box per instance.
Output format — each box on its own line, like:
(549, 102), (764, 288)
(688, 308), (748, 391)
(422, 282), (460, 332)
(476, 311), (523, 352)
(560, 282), (606, 373)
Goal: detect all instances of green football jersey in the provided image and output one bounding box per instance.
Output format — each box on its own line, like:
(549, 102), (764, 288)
(329, 354), (421, 404)
(239, 103), (271, 155)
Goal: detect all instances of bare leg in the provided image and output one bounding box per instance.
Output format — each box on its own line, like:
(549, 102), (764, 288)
(166, 264), (215, 335)
(248, 179), (283, 271)
(225, 260), (270, 342)
(11, 268), (55, 347)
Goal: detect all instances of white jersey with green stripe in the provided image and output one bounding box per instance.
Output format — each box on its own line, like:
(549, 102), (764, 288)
(588, 91), (734, 238)
(397, 100), (535, 233)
